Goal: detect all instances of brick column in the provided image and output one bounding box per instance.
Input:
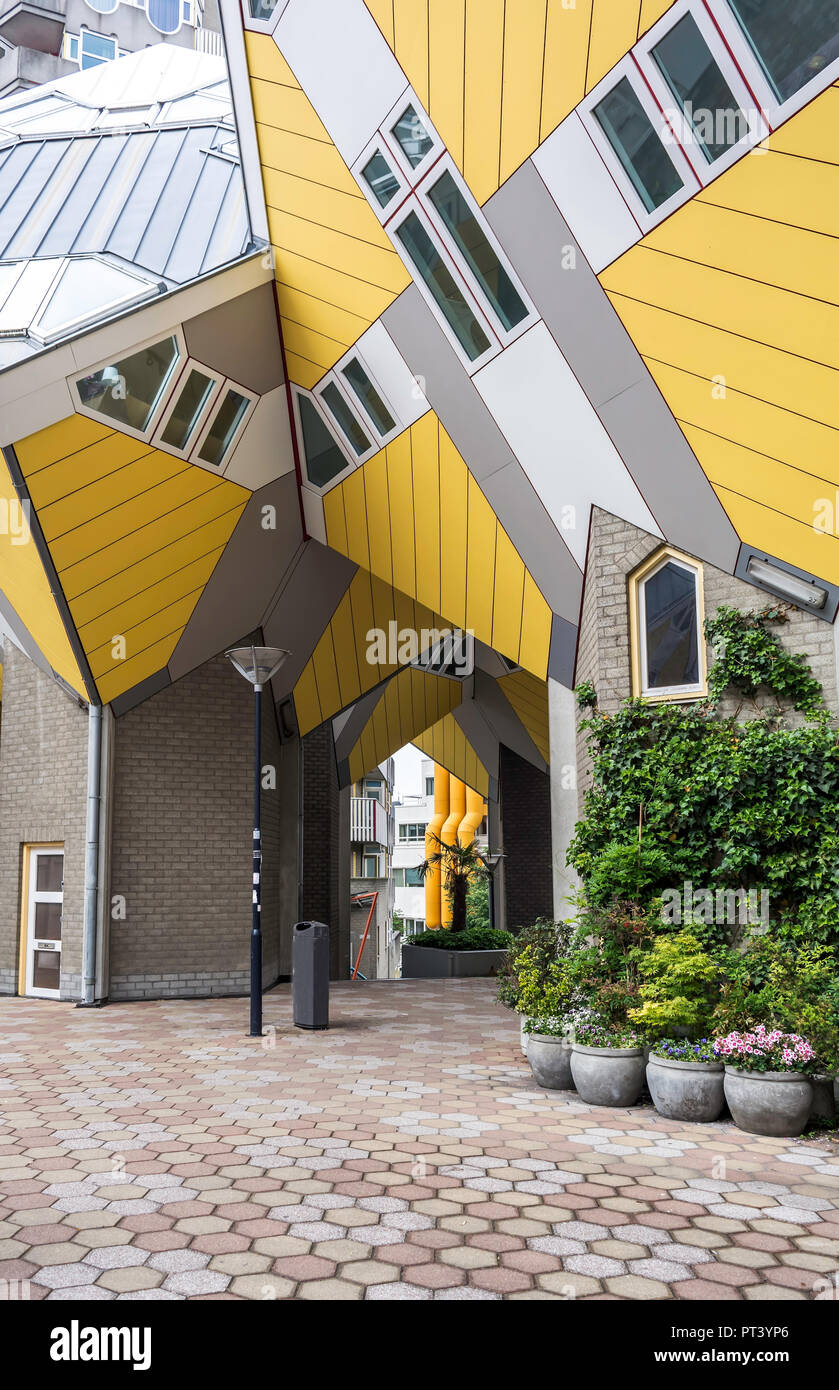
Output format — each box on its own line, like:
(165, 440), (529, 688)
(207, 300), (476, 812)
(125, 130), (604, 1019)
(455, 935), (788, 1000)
(300, 723), (350, 978)
(498, 744), (554, 931)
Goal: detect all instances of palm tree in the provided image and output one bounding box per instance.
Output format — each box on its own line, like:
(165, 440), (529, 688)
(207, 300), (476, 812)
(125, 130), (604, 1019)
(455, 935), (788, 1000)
(418, 834), (489, 932)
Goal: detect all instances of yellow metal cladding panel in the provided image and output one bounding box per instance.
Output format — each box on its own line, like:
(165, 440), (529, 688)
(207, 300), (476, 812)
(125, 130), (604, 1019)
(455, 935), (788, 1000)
(321, 413), (553, 679)
(498, 668), (550, 764)
(600, 84), (839, 586)
(347, 665), (462, 783)
(365, 0), (675, 204)
(414, 711), (489, 798)
(0, 449), (84, 693)
(244, 30), (409, 389)
(13, 414), (249, 704)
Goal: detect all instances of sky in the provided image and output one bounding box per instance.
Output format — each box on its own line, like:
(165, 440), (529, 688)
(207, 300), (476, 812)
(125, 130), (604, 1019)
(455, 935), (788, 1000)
(393, 743), (425, 802)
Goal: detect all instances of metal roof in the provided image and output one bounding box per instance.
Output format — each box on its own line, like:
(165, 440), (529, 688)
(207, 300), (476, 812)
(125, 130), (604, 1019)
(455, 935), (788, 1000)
(0, 45), (254, 360)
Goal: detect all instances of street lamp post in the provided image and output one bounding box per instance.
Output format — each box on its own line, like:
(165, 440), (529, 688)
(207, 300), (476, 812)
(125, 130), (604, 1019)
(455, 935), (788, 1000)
(479, 850), (505, 932)
(226, 644), (290, 1037)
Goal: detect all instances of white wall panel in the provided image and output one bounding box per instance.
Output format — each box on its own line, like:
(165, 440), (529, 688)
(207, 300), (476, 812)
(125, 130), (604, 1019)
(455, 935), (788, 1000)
(2, 377), (75, 444)
(276, 0), (408, 166)
(532, 112), (640, 274)
(473, 323), (662, 566)
(301, 484), (327, 544)
(223, 385), (296, 489)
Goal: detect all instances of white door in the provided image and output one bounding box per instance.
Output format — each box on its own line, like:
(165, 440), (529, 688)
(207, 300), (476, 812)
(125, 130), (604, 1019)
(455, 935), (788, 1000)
(24, 848), (64, 999)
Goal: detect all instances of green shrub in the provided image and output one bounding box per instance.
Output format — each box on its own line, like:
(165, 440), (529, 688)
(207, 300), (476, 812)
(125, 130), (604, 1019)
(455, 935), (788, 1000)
(630, 931), (719, 1038)
(714, 937), (839, 1070)
(409, 926), (512, 951)
(495, 920), (573, 1010)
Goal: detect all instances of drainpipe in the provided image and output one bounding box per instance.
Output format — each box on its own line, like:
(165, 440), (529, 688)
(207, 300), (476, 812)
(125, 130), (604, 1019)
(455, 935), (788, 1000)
(80, 701), (102, 1006)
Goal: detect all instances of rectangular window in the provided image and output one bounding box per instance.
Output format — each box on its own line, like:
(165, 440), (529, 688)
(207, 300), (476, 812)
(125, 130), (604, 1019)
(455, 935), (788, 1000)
(81, 32), (117, 69)
(425, 777), (434, 796)
(592, 76), (684, 213)
(395, 211), (491, 362)
(426, 168), (528, 332)
(398, 822), (427, 842)
(297, 392), (349, 489)
(341, 357), (396, 436)
(651, 12), (749, 162)
(320, 381), (370, 457)
(160, 368), (215, 451)
(197, 387), (249, 467)
(726, 0), (839, 103)
(405, 866), (424, 888)
(393, 868), (405, 887)
(363, 855), (379, 878)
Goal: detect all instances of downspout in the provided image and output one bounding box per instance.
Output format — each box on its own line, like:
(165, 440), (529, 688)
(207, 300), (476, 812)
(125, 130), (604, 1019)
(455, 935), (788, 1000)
(81, 701), (102, 1006)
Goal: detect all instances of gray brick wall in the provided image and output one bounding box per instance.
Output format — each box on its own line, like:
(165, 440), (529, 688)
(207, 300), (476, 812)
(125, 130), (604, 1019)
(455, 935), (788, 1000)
(108, 655), (297, 1001)
(575, 508), (839, 801)
(0, 640), (89, 997)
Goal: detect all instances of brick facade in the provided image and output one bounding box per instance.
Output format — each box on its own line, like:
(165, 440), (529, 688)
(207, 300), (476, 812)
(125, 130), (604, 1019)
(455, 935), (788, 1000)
(108, 655), (299, 1000)
(574, 508), (839, 800)
(499, 743), (553, 930)
(0, 640), (88, 997)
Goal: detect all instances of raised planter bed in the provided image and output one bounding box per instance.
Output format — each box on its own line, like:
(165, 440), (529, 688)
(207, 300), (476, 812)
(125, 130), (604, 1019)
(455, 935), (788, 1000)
(401, 944), (507, 979)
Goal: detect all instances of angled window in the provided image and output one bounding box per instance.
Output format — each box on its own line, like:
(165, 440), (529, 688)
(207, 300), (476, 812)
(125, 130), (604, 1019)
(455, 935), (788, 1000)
(361, 148), (402, 209)
(650, 11), (749, 162)
(631, 549), (706, 700)
(75, 335), (180, 433)
(296, 392), (351, 489)
(725, 0), (839, 104)
(159, 366), (218, 452)
(425, 167), (529, 332)
(320, 381), (371, 457)
(592, 77), (684, 213)
(196, 386), (251, 467)
(391, 103), (435, 168)
(341, 357), (396, 437)
(395, 211), (491, 362)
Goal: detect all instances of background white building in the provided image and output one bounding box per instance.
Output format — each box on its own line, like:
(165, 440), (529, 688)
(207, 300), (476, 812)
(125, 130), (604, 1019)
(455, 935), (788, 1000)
(393, 756), (435, 938)
(349, 759), (396, 979)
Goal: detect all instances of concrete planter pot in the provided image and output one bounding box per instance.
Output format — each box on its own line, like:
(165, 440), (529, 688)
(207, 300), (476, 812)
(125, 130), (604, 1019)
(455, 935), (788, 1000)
(724, 1067), (814, 1138)
(809, 1073), (837, 1125)
(401, 945), (507, 979)
(571, 1044), (646, 1108)
(519, 1015), (533, 1057)
(527, 1034), (574, 1090)
(647, 1054), (724, 1123)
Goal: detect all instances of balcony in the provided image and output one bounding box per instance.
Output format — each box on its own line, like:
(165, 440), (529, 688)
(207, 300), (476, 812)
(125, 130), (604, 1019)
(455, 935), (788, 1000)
(0, 0), (67, 55)
(350, 796), (388, 848)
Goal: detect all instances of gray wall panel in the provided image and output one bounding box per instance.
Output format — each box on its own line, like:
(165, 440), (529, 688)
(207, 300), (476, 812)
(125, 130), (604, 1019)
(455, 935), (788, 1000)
(485, 161), (740, 574)
(184, 283), (285, 395)
(480, 460), (582, 623)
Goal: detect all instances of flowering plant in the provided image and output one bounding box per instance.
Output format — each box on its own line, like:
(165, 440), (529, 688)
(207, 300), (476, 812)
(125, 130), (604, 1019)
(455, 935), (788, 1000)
(523, 1015), (569, 1038)
(713, 1025), (816, 1074)
(649, 1038), (718, 1064)
(575, 1020), (645, 1049)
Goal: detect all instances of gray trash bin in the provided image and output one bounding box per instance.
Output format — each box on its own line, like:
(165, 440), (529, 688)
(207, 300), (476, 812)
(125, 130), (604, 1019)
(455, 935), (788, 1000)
(293, 921), (329, 1030)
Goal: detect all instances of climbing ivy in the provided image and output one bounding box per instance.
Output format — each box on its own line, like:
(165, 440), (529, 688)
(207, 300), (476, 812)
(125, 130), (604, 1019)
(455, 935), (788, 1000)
(570, 607), (839, 946)
(704, 604), (825, 716)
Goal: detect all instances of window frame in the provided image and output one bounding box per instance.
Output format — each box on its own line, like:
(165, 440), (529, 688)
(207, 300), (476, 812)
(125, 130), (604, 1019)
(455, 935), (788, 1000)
(353, 130), (411, 224)
(388, 194), (501, 374)
(30, 256), (158, 347)
(239, 0), (290, 35)
(629, 546), (707, 702)
(70, 327), (186, 443)
(380, 85), (446, 187)
(580, 56), (700, 232)
(314, 374), (378, 463)
(150, 356), (224, 461)
(414, 151), (536, 349)
(334, 347), (402, 446)
(635, 0), (769, 184)
(291, 386), (358, 494)
(713, 0), (839, 128)
(189, 375), (257, 471)
(79, 27), (118, 69)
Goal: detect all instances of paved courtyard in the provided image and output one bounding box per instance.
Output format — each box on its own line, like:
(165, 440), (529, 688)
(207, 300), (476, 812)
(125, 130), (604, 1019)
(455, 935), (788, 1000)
(1, 979), (838, 1301)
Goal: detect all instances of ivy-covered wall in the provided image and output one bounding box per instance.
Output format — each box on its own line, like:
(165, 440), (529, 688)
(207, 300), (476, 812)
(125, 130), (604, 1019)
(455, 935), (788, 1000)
(575, 509), (839, 802)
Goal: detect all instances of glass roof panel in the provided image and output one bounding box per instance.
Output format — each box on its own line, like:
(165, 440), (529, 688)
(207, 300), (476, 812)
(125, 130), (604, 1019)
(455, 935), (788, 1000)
(0, 258), (63, 333)
(32, 258), (156, 340)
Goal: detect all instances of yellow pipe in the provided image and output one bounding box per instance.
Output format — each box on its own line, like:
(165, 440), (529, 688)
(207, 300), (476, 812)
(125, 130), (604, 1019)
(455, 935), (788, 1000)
(458, 787), (485, 848)
(424, 765), (448, 930)
(440, 777), (465, 928)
